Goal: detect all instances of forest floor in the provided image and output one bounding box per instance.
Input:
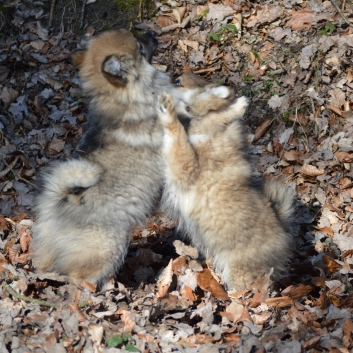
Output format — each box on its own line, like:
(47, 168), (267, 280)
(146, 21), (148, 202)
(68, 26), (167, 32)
(1, 0), (353, 352)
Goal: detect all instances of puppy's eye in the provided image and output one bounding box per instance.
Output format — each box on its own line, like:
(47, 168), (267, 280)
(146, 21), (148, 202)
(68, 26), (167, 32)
(174, 79), (181, 86)
(186, 106), (190, 112)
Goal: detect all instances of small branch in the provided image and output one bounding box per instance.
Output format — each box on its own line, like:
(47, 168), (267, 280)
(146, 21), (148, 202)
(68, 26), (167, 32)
(80, 0), (87, 29)
(48, 0), (56, 27)
(0, 156), (19, 177)
(2, 282), (56, 308)
(330, 0), (353, 29)
(193, 67), (219, 74)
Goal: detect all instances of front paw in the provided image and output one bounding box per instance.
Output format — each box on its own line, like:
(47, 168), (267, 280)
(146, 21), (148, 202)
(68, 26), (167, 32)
(158, 92), (175, 126)
(229, 96), (249, 118)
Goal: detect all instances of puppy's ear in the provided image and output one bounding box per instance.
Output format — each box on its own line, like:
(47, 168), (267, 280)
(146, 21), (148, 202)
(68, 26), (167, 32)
(137, 31), (158, 64)
(71, 49), (87, 69)
(209, 86), (230, 99)
(101, 55), (127, 87)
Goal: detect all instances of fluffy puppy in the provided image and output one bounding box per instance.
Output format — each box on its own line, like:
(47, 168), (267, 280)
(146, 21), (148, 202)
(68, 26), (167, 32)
(158, 75), (295, 290)
(33, 29), (183, 285)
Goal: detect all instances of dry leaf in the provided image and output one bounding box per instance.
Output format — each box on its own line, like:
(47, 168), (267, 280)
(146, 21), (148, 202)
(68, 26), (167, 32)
(172, 7), (186, 24)
(323, 255), (342, 273)
(265, 296), (293, 308)
(251, 312), (272, 325)
(196, 269), (228, 300)
(181, 285), (197, 301)
(286, 9), (314, 30)
(253, 119), (272, 142)
(335, 151), (353, 163)
(0, 87), (19, 109)
(159, 259), (173, 288)
(298, 164), (324, 176)
(311, 277), (326, 288)
(223, 334), (241, 344)
(88, 325), (104, 348)
(80, 281), (97, 293)
(236, 305), (253, 324)
(326, 104), (344, 117)
(156, 16), (175, 28)
(173, 240), (198, 259)
(226, 300), (244, 322)
(0, 216), (9, 231)
(281, 284), (313, 302)
(19, 227), (32, 252)
(172, 257), (189, 275)
(116, 308), (136, 333)
(69, 302), (88, 321)
(48, 139), (65, 155)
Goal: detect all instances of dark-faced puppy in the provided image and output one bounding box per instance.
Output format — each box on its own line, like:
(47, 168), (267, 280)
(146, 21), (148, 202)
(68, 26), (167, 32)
(33, 29), (182, 286)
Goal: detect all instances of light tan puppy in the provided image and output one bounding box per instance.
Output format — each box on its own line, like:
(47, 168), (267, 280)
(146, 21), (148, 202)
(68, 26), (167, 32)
(158, 74), (295, 290)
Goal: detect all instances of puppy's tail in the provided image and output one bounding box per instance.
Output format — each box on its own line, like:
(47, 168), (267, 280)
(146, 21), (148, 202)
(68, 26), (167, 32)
(263, 179), (296, 226)
(36, 159), (102, 207)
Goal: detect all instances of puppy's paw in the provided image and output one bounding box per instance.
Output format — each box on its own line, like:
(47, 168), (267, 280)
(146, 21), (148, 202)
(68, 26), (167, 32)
(158, 92), (175, 126)
(229, 96), (249, 118)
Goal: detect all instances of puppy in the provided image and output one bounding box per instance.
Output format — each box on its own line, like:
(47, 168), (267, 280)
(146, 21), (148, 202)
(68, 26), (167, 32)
(158, 74), (295, 290)
(32, 29), (184, 285)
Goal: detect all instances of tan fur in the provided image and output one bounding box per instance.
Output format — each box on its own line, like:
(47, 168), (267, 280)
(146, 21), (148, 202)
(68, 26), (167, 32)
(158, 77), (295, 290)
(33, 30), (183, 285)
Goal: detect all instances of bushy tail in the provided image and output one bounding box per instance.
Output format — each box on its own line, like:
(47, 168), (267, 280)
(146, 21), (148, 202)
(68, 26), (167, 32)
(263, 179), (296, 226)
(36, 159), (102, 207)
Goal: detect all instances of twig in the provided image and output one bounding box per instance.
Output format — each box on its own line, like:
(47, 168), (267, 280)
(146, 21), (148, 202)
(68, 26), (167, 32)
(80, 0), (87, 29)
(17, 175), (36, 188)
(48, 0), (56, 27)
(193, 67), (219, 74)
(330, 0), (353, 29)
(2, 282), (56, 308)
(0, 156), (19, 177)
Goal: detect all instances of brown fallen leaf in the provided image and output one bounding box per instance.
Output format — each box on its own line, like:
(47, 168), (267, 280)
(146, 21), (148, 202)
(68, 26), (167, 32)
(285, 9), (314, 30)
(323, 255), (342, 273)
(236, 305), (253, 324)
(265, 296), (293, 308)
(181, 285), (197, 302)
(251, 312), (272, 325)
(80, 281), (97, 293)
(254, 119), (272, 142)
(69, 302), (88, 321)
(0, 216), (9, 231)
(196, 269), (229, 300)
(48, 139), (65, 155)
(340, 177), (353, 190)
(248, 292), (266, 308)
(20, 227), (32, 252)
(311, 277), (326, 288)
(335, 151), (353, 163)
(172, 7), (186, 24)
(342, 319), (353, 347)
(116, 308), (136, 333)
(156, 16), (175, 28)
(298, 164), (324, 176)
(0, 86), (19, 109)
(326, 104), (344, 117)
(283, 150), (298, 163)
(281, 284), (313, 302)
(172, 256), (189, 275)
(303, 335), (322, 350)
(223, 333), (241, 344)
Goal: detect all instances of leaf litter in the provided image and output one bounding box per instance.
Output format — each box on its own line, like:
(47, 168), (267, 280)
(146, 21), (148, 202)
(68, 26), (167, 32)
(1, 0), (353, 351)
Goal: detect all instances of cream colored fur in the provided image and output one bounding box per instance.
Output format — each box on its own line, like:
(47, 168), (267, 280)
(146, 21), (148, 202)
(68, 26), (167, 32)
(158, 82), (295, 290)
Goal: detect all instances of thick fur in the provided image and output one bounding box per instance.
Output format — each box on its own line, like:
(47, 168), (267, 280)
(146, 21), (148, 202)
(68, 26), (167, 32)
(33, 29), (183, 285)
(158, 77), (295, 290)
